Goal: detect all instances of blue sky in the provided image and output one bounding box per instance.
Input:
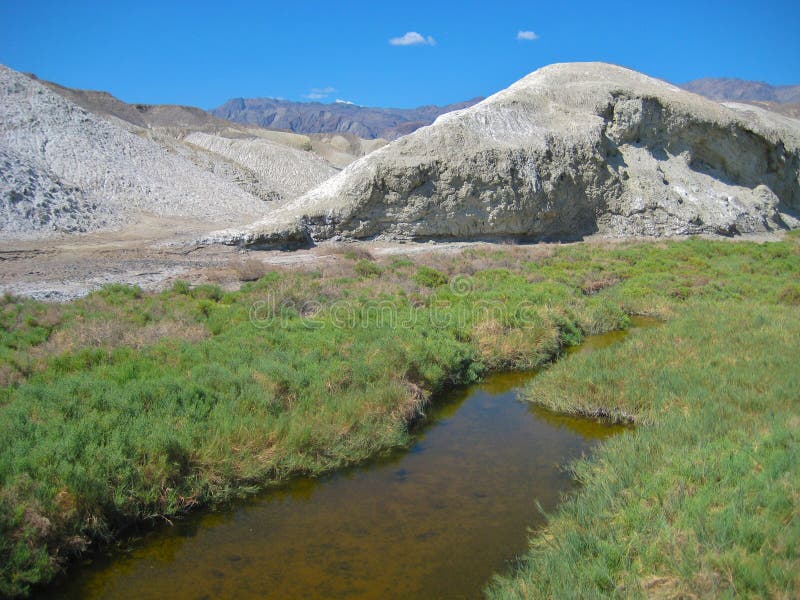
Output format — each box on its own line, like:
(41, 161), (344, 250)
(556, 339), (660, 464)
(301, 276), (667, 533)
(1, 0), (798, 109)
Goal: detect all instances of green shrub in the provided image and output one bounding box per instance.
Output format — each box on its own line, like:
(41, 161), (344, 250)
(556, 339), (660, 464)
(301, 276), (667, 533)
(389, 257), (414, 269)
(95, 283), (142, 304)
(354, 260), (383, 278)
(191, 284), (223, 302)
(413, 266), (448, 288)
(171, 280), (191, 295)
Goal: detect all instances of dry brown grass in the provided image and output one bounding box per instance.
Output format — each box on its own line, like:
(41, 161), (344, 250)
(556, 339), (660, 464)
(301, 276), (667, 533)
(232, 258), (273, 282)
(204, 257), (277, 284)
(581, 274), (621, 295)
(403, 243), (560, 276)
(39, 317), (208, 356)
(320, 258), (357, 280)
(391, 379), (429, 424)
(326, 245), (374, 261)
(0, 364), (22, 388)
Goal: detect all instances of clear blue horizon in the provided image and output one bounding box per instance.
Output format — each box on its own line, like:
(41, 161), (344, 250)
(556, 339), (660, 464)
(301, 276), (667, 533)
(1, 0), (798, 110)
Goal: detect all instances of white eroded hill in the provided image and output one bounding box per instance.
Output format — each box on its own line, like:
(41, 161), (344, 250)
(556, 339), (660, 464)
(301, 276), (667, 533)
(217, 62), (800, 247)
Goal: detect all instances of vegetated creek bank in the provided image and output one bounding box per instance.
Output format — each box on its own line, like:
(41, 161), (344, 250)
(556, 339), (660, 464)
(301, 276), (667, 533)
(41, 318), (659, 599)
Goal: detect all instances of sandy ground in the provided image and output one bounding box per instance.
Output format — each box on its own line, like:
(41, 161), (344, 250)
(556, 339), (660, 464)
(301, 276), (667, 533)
(0, 218), (485, 301)
(0, 222), (787, 302)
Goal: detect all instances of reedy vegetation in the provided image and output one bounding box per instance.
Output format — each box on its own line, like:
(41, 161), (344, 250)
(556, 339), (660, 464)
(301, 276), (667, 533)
(488, 237), (800, 598)
(0, 235), (799, 597)
(488, 301), (800, 598)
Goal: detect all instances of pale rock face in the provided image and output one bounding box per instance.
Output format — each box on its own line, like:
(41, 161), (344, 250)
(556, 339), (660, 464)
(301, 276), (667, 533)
(219, 62), (800, 247)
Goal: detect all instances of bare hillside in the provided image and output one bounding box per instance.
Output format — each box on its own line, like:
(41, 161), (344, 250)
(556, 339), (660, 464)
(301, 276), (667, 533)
(1, 65), (270, 239)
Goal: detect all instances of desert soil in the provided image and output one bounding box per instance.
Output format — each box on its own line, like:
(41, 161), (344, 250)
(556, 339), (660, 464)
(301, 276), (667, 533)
(0, 217), (786, 302)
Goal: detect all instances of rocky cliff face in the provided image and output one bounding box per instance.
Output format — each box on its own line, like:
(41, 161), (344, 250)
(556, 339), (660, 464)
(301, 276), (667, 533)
(217, 63), (800, 247)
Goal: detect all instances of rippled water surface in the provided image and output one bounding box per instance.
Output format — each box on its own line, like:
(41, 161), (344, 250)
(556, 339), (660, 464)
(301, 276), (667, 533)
(43, 322), (658, 599)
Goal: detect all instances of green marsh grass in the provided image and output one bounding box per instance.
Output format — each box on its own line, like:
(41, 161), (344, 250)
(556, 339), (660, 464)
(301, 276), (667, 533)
(487, 302), (800, 598)
(487, 238), (800, 598)
(1, 235), (799, 596)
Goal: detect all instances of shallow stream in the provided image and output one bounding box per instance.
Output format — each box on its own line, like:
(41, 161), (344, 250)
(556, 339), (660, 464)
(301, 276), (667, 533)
(42, 319), (657, 599)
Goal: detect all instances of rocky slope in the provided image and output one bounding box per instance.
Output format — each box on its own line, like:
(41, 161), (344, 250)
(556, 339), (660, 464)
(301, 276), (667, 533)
(728, 101), (800, 120)
(0, 64), (273, 239)
(182, 132), (337, 201)
(30, 74), (237, 132)
(1, 64), (365, 240)
(211, 97), (484, 140)
(308, 133), (389, 169)
(30, 74), (368, 202)
(216, 63), (800, 247)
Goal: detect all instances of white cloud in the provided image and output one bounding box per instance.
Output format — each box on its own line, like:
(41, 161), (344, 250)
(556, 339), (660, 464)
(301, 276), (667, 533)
(335, 99), (355, 105)
(389, 31), (436, 46)
(517, 30), (539, 41)
(303, 86), (336, 100)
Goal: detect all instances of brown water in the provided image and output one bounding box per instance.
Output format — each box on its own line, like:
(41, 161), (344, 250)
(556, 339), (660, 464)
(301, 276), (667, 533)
(41, 321), (656, 599)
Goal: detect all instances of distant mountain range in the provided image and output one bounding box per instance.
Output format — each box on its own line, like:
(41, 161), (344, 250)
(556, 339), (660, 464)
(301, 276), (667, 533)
(211, 78), (800, 142)
(678, 78), (800, 119)
(211, 97), (485, 140)
(33, 74), (800, 151)
(27, 72), (387, 170)
(679, 78), (800, 103)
